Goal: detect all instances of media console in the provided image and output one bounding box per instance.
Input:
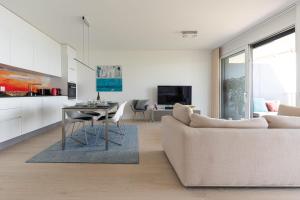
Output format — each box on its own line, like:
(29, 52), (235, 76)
(164, 106), (174, 110)
(151, 107), (200, 122)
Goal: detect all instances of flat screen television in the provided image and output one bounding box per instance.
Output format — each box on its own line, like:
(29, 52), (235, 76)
(157, 86), (192, 105)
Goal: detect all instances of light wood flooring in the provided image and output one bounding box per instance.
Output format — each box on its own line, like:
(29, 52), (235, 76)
(0, 120), (300, 200)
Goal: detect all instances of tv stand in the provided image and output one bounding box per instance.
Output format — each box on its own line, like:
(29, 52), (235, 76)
(164, 106), (173, 110)
(151, 107), (200, 122)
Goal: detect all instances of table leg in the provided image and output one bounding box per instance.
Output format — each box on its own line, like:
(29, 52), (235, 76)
(151, 110), (154, 122)
(105, 109), (109, 150)
(62, 110), (66, 150)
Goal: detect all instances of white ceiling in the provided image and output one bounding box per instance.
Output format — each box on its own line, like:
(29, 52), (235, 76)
(0, 0), (296, 52)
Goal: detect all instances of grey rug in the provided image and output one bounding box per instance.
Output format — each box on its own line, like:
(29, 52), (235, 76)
(27, 125), (139, 164)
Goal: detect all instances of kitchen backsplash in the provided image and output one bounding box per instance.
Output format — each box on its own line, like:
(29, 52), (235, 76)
(0, 66), (62, 97)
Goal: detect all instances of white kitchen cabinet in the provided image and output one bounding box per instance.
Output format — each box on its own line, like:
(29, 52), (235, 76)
(0, 5), (62, 77)
(0, 98), (20, 110)
(0, 96), (67, 144)
(0, 25), (11, 64)
(67, 47), (77, 70)
(21, 96), (67, 134)
(0, 115), (21, 143)
(42, 96), (66, 126)
(0, 98), (22, 143)
(34, 32), (62, 77)
(21, 97), (43, 135)
(68, 67), (77, 83)
(0, 5), (14, 65)
(67, 49), (77, 83)
(33, 32), (50, 74)
(10, 17), (35, 71)
(62, 45), (77, 83)
(48, 38), (62, 77)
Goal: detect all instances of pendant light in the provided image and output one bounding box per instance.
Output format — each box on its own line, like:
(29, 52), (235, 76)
(74, 16), (95, 71)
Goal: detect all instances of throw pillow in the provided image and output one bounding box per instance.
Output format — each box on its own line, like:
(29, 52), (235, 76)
(278, 104), (300, 117)
(172, 103), (193, 125)
(266, 101), (279, 112)
(190, 114), (268, 129)
(253, 98), (268, 112)
(263, 115), (300, 128)
(135, 100), (148, 110)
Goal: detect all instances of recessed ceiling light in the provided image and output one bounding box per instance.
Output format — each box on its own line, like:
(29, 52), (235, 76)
(181, 30), (198, 38)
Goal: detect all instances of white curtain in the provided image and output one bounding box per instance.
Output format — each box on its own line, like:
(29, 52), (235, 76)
(211, 48), (220, 118)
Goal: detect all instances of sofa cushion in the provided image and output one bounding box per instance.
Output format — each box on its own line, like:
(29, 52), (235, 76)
(278, 104), (300, 117)
(263, 115), (300, 129)
(253, 98), (268, 112)
(266, 101), (279, 112)
(172, 103), (193, 125)
(190, 114), (268, 128)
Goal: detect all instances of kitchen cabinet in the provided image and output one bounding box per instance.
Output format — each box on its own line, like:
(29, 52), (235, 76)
(68, 66), (77, 83)
(0, 5), (62, 77)
(42, 96), (65, 126)
(34, 32), (62, 77)
(0, 99), (21, 143)
(0, 5), (14, 65)
(0, 96), (67, 144)
(67, 47), (77, 83)
(49, 39), (62, 77)
(0, 115), (21, 143)
(34, 33), (48, 74)
(10, 16), (35, 71)
(0, 28), (11, 64)
(21, 97), (43, 134)
(62, 45), (77, 83)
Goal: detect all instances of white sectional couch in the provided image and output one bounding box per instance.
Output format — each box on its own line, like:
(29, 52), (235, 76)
(161, 104), (300, 187)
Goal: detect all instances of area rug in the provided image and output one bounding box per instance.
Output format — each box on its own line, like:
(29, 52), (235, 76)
(27, 125), (139, 164)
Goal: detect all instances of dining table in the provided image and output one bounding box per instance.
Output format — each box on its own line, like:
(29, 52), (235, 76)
(61, 102), (118, 151)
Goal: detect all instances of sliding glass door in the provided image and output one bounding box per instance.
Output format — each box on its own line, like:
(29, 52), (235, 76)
(221, 51), (247, 120)
(219, 28), (296, 119)
(251, 28), (296, 116)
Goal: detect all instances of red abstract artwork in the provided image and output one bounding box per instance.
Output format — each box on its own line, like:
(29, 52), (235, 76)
(0, 68), (51, 96)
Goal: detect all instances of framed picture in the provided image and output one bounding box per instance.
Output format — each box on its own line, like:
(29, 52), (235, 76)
(96, 65), (122, 92)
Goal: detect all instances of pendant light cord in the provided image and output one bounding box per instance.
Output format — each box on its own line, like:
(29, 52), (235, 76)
(74, 16), (94, 71)
(82, 16), (85, 63)
(82, 16), (90, 65)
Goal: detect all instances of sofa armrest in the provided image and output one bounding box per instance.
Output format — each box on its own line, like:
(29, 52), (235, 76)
(161, 116), (191, 185)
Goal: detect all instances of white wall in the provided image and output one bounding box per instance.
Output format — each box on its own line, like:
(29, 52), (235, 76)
(296, 2), (300, 106)
(221, 6), (296, 57)
(77, 50), (211, 119)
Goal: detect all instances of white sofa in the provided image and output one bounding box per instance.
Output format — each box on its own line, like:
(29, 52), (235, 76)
(161, 111), (300, 187)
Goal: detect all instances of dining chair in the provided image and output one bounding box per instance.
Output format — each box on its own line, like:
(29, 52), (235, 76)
(96, 101), (127, 145)
(80, 111), (101, 128)
(65, 111), (96, 145)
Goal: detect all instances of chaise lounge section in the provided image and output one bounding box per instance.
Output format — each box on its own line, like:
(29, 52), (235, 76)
(161, 104), (300, 187)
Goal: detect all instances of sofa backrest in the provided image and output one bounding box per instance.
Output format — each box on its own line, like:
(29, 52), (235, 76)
(172, 103), (193, 125)
(190, 113), (268, 129)
(278, 104), (300, 117)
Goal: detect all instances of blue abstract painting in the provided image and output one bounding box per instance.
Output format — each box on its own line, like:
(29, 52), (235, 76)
(96, 65), (122, 92)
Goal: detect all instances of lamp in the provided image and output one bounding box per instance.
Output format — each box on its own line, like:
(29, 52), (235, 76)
(74, 16), (95, 71)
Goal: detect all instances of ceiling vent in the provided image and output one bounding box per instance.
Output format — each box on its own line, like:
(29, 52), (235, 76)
(181, 30), (198, 38)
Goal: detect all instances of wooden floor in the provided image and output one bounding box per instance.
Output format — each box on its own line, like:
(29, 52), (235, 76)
(0, 121), (300, 200)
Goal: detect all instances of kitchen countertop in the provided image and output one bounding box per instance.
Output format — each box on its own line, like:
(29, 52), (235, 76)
(0, 95), (68, 98)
